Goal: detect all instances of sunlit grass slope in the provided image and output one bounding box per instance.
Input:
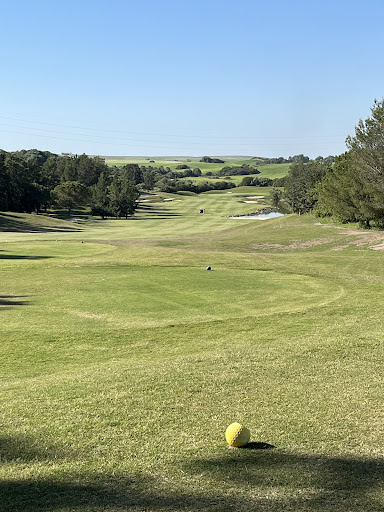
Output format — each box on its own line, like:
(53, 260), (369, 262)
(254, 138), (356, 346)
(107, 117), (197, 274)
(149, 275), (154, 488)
(0, 197), (383, 511)
(0, 192), (269, 242)
(256, 162), (290, 178)
(105, 157), (290, 180)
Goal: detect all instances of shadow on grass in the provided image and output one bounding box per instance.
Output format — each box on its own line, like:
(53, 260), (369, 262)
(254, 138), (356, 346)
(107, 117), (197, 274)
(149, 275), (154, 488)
(0, 451), (383, 511)
(120, 215), (183, 221)
(0, 295), (30, 307)
(0, 476), (255, 512)
(183, 450), (384, 511)
(0, 213), (82, 232)
(0, 435), (64, 463)
(137, 205), (183, 217)
(234, 441), (276, 450)
(0, 251), (53, 260)
(95, 206), (183, 221)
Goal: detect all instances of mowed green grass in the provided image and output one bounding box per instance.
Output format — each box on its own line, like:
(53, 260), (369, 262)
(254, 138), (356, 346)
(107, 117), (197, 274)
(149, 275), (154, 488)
(0, 192), (269, 242)
(0, 196), (383, 511)
(105, 157), (290, 180)
(256, 162), (291, 178)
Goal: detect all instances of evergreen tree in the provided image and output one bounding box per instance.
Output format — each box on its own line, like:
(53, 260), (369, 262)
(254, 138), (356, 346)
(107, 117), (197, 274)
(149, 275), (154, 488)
(317, 99), (384, 227)
(142, 168), (156, 191)
(285, 160), (327, 213)
(91, 172), (110, 218)
(120, 170), (140, 218)
(3, 153), (31, 211)
(61, 157), (78, 182)
(77, 154), (107, 187)
(41, 156), (61, 189)
(0, 150), (9, 211)
(51, 181), (88, 216)
(108, 174), (123, 218)
(346, 98), (384, 226)
(108, 172), (139, 218)
(316, 152), (369, 224)
(270, 188), (283, 207)
(120, 163), (143, 185)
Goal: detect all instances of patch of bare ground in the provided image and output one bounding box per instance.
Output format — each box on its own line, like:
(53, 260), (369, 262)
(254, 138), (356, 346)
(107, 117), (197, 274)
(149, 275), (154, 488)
(252, 237), (337, 251)
(332, 231), (384, 251)
(253, 220), (384, 251)
(313, 221), (338, 228)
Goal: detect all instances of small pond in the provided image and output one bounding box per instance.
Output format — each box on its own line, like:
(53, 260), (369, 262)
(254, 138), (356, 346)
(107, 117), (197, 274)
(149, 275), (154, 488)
(230, 212), (285, 220)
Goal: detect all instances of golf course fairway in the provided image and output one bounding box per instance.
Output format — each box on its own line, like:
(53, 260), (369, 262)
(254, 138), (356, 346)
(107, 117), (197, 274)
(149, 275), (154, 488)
(0, 193), (383, 511)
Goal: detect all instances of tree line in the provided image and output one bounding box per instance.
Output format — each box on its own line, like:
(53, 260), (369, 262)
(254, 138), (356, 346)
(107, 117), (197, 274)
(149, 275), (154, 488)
(0, 151), (257, 216)
(218, 164), (260, 176)
(0, 150), (286, 218)
(255, 154), (335, 165)
(0, 150), (141, 218)
(2, 142), (354, 221)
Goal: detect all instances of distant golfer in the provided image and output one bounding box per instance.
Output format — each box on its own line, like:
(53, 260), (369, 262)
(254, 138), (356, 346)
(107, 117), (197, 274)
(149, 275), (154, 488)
(206, 266), (212, 270)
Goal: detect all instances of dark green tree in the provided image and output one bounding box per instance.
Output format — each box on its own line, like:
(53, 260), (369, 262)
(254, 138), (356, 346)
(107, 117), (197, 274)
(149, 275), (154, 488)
(120, 163), (143, 185)
(108, 173), (139, 218)
(108, 175), (123, 218)
(285, 160), (327, 213)
(270, 188), (283, 207)
(51, 181), (88, 216)
(345, 98), (384, 226)
(315, 152), (366, 224)
(0, 150), (52, 212)
(0, 150), (9, 210)
(61, 157), (78, 182)
(77, 154), (107, 187)
(142, 168), (156, 191)
(239, 176), (253, 186)
(41, 156), (61, 189)
(119, 170), (140, 218)
(90, 172), (110, 218)
(2, 153), (31, 211)
(34, 184), (52, 212)
(316, 99), (384, 227)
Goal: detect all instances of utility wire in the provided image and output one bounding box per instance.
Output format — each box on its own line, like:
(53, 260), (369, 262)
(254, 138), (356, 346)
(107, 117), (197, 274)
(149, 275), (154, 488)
(0, 128), (344, 151)
(0, 122), (345, 148)
(0, 114), (345, 141)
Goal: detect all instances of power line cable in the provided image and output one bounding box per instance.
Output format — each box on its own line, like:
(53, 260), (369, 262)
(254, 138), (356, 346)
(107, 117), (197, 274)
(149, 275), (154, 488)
(0, 122), (345, 148)
(0, 114), (345, 141)
(0, 129), (345, 153)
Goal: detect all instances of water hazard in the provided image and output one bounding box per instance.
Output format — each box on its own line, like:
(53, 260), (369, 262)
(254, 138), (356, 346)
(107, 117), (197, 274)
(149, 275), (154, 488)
(230, 212), (285, 220)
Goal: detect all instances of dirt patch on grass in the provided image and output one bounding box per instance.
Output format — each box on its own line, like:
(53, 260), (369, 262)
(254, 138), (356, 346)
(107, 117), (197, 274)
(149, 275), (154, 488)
(371, 241), (384, 250)
(252, 228), (384, 252)
(252, 238), (337, 251)
(332, 231), (384, 250)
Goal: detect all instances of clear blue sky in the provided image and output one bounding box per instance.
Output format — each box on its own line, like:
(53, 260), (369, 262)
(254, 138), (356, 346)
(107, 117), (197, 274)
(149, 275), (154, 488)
(1, 0), (383, 158)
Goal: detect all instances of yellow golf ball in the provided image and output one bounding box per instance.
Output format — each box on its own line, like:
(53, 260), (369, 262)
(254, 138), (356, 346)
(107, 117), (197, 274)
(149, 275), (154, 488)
(225, 422), (250, 447)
